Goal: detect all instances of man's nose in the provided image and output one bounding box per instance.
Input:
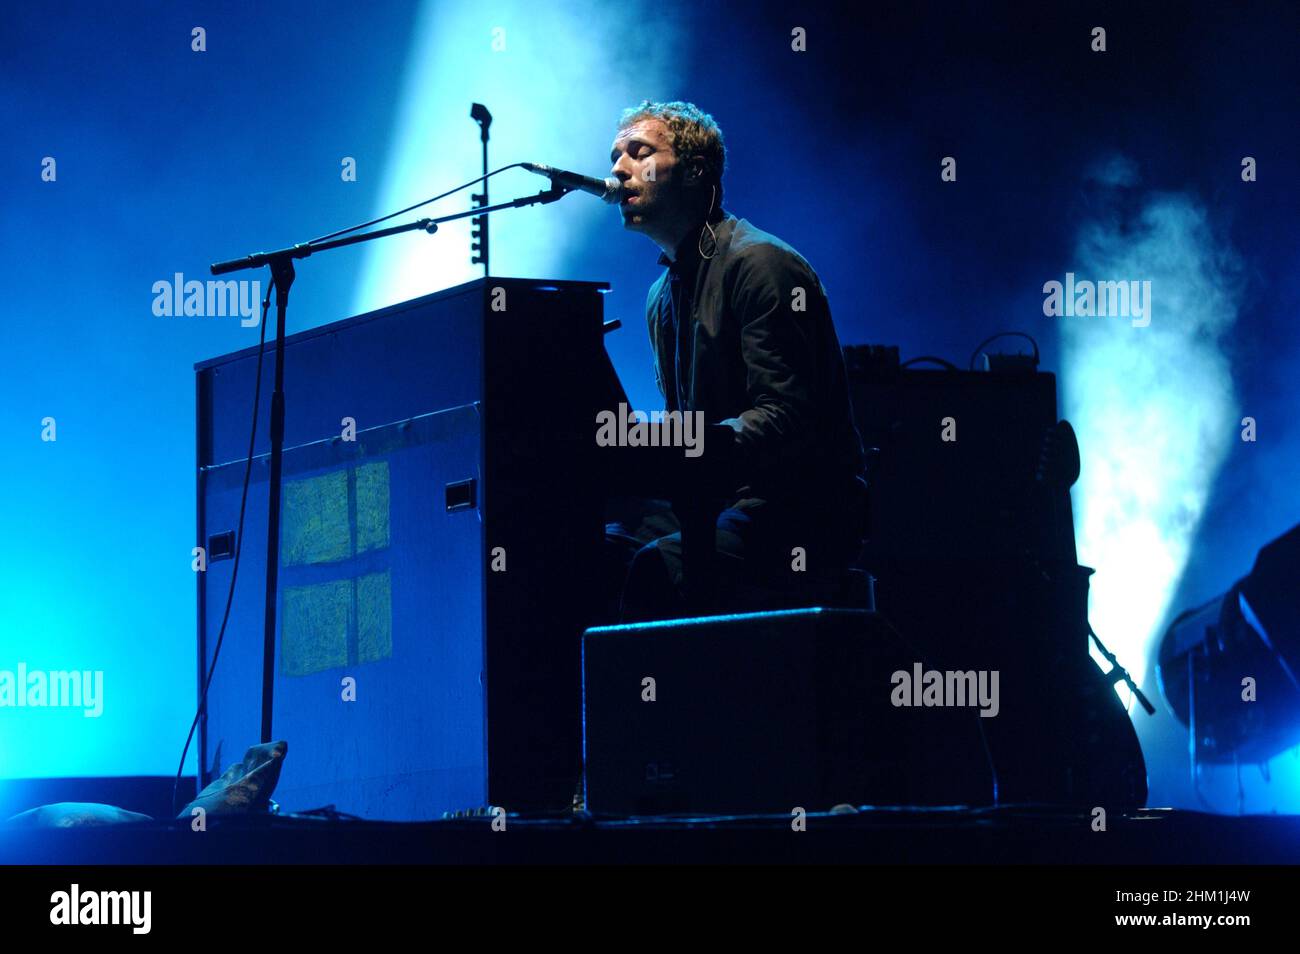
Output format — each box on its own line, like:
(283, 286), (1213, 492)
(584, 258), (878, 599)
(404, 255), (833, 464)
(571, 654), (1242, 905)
(611, 154), (636, 182)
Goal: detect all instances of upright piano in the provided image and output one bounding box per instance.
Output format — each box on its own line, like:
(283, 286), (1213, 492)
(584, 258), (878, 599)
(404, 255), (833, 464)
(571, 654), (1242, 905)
(195, 277), (732, 819)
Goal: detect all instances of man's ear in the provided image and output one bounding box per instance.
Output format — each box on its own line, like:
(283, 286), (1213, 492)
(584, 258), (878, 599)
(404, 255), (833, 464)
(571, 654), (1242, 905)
(685, 158), (705, 186)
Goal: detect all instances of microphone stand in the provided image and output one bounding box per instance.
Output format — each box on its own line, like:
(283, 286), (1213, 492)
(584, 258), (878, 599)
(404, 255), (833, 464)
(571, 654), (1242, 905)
(209, 183), (573, 745)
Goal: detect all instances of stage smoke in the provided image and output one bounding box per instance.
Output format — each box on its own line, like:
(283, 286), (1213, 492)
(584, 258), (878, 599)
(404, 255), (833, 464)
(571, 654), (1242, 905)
(1061, 156), (1243, 690)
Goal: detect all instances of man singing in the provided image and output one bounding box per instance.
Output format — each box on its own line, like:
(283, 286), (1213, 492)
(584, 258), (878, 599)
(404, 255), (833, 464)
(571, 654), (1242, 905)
(606, 100), (867, 622)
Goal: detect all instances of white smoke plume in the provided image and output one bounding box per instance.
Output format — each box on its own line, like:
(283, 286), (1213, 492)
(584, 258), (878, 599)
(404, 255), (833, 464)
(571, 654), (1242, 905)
(1062, 157), (1243, 688)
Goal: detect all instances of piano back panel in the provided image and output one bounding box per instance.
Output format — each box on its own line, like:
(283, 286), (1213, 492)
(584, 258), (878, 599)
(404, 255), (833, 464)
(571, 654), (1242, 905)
(196, 279), (607, 818)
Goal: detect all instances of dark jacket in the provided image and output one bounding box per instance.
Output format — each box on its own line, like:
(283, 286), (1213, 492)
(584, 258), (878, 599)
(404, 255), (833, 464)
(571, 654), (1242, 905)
(646, 213), (866, 507)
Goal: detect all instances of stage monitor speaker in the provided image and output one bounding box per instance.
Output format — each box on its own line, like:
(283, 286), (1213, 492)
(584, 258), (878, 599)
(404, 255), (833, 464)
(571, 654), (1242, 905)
(582, 608), (994, 815)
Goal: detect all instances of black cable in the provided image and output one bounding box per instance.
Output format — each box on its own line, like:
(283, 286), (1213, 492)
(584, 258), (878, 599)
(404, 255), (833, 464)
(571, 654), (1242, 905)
(307, 162), (529, 245)
(172, 277), (273, 816)
(968, 331), (1040, 370)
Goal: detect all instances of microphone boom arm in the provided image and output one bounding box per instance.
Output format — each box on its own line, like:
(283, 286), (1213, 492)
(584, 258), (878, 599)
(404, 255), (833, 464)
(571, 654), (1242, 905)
(211, 185), (573, 276)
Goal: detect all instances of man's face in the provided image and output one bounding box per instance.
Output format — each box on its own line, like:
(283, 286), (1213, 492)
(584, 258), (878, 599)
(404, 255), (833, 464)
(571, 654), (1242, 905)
(609, 118), (686, 237)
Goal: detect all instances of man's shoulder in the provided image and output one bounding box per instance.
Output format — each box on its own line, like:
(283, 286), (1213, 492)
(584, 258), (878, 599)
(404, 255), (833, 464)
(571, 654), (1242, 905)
(722, 217), (818, 284)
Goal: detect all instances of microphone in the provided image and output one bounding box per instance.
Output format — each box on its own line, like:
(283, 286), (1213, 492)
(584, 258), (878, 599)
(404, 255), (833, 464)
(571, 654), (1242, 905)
(522, 162), (623, 204)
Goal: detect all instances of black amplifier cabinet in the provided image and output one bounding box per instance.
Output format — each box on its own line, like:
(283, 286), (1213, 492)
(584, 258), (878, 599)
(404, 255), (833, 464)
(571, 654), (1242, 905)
(841, 350), (1147, 808)
(196, 278), (607, 819)
(843, 352), (1074, 569)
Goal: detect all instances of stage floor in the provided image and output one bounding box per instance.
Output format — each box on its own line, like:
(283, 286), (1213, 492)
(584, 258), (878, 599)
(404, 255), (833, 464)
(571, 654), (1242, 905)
(4, 805), (1299, 865)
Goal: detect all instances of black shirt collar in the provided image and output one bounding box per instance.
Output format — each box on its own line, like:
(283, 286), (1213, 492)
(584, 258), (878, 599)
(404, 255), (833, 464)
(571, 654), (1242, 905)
(657, 231), (702, 274)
